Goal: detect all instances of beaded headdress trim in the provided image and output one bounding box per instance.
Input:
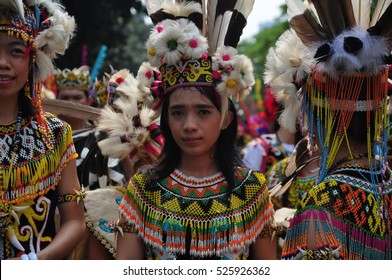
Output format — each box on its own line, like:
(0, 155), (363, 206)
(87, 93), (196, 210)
(0, 4), (37, 44)
(159, 58), (215, 94)
(54, 66), (91, 92)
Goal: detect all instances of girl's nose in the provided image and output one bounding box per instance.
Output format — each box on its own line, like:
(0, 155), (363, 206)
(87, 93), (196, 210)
(183, 114), (198, 131)
(0, 53), (10, 69)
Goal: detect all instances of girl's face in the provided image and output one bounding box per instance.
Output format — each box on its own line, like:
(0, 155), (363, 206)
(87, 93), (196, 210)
(167, 88), (222, 160)
(0, 32), (30, 100)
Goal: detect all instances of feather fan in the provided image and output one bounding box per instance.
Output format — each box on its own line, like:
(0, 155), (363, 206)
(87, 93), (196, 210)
(42, 98), (101, 122)
(207, 0), (254, 54)
(270, 137), (317, 197)
(285, 136), (311, 176)
(269, 155), (319, 197)
(370, 0), (392, 26)
(287, 0), (326, 45)
(351, 0), (371, 29)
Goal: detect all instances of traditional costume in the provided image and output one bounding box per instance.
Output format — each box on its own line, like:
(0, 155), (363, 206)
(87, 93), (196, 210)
(115, 0), (275, 259)
(121, 168), (272, 259)
(0, 0), (77, 259)
(266, 0), (392, 260)
(54, 67), (129, 190)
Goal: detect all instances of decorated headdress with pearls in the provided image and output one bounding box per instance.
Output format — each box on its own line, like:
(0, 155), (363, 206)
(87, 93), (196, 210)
(138, 0), (256, 126)
(54, 66), (91, 92)
(265, 0), (392, 182)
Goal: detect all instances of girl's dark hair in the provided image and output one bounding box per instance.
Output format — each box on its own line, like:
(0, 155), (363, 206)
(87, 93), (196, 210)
(316, 86), (376, 145)
(346, 111), (375, 144)
(19, 64), (35, 118)
(142, 86), (241, 193)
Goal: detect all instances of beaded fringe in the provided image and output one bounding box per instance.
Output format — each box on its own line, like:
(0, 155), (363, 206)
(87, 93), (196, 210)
(282, 208), (392, 260)
(120, 175), (274, 258)
(1, 122), (76, 204)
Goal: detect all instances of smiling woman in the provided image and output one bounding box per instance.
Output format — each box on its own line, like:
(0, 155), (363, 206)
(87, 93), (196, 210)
(0, 0), (86, 260)
(0, 35), (29, 105)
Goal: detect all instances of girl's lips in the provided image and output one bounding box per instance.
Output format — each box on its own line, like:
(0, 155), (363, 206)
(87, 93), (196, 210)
(183, 137), (201, 141)
(183, 137), (201, 144)
(0, 75), (14, 83)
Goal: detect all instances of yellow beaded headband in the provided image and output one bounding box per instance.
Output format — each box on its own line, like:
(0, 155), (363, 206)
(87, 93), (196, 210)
(0, 4), (36, 44)
(159, 57), (215, 94)
(54, 66), (91, 92)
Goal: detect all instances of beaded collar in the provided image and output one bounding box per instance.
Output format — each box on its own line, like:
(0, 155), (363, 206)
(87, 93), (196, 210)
(329, 152), (368, 172)
(170, 169), (225, 187)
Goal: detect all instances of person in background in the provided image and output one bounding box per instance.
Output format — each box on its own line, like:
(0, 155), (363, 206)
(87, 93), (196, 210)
(55, 66), (93, 130)
(54, 66), (132, 191)
(67, 68), (165, 259)
(0, 0), (85, 260)
(116, 0), (277, 260)
(267, 1), (392, 259)
(242, 85), (302, 176)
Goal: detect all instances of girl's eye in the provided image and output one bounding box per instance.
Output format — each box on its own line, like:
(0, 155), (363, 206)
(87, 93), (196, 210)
(170, 111), (183, 117)
(11, 48), (26, 55)
(199, 110), (210, 116)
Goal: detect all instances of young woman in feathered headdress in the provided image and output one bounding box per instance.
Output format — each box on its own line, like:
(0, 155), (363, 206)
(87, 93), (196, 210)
(267, 0), (392, 260)
(0, 0), (86, 260)
(115, 0), (277, 260)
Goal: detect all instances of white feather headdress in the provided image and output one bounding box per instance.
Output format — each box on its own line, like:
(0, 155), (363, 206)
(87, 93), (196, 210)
(267, 0), (392, 132)
(143, 0), (255, 127)
(96, 69), (164, 164)
(268, 0), (392, 183)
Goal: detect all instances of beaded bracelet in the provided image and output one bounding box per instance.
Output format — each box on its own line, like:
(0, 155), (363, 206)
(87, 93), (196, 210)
(58, 188), (86, 204)
(116, 219), (137, 234)
(257, 224), (273, 239)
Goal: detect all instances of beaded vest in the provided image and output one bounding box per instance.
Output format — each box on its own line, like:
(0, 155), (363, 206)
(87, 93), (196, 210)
(119, 167), (274, 259)
(0, 113), (77, 259)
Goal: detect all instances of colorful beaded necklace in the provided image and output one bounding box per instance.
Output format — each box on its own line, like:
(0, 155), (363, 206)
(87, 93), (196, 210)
(171, 169), (225, 187)
(1, 111), (23, 189)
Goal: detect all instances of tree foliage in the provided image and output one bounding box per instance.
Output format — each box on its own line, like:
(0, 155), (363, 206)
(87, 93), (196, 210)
(238, 22), (289, 83)
(236, 4), (289, 110)
(55, 0), (150, 75)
